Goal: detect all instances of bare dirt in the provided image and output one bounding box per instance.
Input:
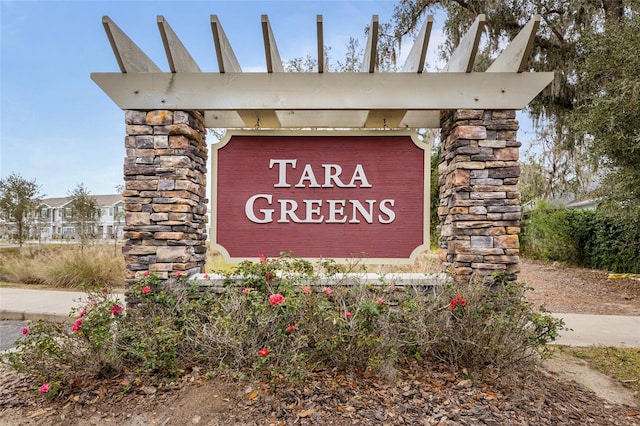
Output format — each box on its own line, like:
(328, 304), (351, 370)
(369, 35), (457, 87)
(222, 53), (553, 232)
(1, 259), (639, 425)
(520, 259), (640, 316)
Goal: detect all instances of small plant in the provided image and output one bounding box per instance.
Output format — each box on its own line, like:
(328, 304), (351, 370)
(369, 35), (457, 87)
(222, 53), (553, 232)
(4, 287), (125, 391)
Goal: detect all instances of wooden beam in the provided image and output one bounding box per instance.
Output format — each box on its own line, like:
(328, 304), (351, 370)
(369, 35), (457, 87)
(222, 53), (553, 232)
(364, 110), (407, 128)
(261, 15), (284, 73)
(157, 16), (201, 73)
(442, 14), (485, 73)
(399, 111), (441, 128)
(401, 15), (433, 73)
(236, 110), (281, 128)
(204, 111), (246, 128)
(210, 15), (242, 73)
(487, 16), (540, 73)
(102, 16), (161, 73)
(275, 110), (369, 128)
(91, 71), (554, 111)
(317, 15), (325, 73)
(360, 15), (379, 73)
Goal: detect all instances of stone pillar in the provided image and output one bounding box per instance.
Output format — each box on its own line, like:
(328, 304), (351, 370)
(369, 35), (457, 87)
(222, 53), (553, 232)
(122, 110), (208, 290)
(438, 109), (521, 285)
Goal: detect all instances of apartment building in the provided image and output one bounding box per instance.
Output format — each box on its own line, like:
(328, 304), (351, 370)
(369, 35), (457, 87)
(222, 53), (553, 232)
(38, 194), (124, 240)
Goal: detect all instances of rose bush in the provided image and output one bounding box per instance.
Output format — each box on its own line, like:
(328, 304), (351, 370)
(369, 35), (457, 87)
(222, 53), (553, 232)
(4, 255), (564, 398)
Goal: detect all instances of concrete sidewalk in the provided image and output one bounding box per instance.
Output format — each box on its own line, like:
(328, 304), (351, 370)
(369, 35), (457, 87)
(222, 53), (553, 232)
(551, 313), (640, 348)
(0, 287), (125, 323)
(1, 287), (638, 347)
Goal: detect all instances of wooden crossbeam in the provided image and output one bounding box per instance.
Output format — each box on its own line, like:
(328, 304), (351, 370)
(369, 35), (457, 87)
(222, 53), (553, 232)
(91, 72), (554, 111)
(487, 16), (540, 73)
(364, 110), (407, 128)
(102, 16), (160, 73)
(210, 15), (242, 73)
(157, 16), (201, 73)
(236, 110), (281, 128)
(262, 15), (284, 73)
(360, 15), (379, 73)
(442, 14), (485, 73)
(317, 15), (325, 73)
(402, 15), (433, 73)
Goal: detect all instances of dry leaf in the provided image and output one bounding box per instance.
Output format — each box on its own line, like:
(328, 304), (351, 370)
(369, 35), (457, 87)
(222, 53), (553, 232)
(247, 390), (259, 400)
(299, 408), (316, 417)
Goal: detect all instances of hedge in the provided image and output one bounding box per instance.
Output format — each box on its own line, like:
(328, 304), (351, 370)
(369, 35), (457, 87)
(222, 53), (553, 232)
(521, 201), (640, 273)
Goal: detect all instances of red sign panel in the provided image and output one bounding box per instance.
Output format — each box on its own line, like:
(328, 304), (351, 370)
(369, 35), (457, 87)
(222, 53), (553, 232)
(211, 131), (429, 262)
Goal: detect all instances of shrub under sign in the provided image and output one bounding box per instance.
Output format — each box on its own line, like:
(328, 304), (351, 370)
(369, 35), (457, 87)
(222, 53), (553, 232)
(211, 131), (429, 262)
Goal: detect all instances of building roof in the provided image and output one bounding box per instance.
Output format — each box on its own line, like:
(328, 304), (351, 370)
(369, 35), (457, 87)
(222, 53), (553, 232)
(40, 194), (122, 208)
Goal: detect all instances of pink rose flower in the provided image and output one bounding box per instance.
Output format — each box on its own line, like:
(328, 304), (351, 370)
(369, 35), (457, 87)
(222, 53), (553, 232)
(22, 327), (28, 335)
(111, 304), (123, 316)
(302, 286), (312, 294)
(242, 288), (252, 295)
(324, 287), (332, 296)
(258, 253), (266, 263)
(268, 293), (284, 306)
(79, 309), (87, 317)
(72, 324), (80, 332)
(144, 270), (150, 276)
(259, 347), (269, 357)
(203, 274), (209, 279)
(174, 271), (182, 278)
(74, 317), (84, 326)
(376, 297), (385, 305)
(39, 383), (50, 394)
(345, 311), (352, 319)
(286, 325), (296, 332)
(142, 286), (151, 294)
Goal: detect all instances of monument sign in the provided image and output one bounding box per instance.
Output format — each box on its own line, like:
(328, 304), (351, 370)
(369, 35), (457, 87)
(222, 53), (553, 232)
(212, 131), (429, 262)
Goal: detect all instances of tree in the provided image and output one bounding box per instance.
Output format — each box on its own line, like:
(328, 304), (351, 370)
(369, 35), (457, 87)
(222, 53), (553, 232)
(518, 123), (597, 205)
(0, 172), (42, 247)
(573, 8), (640, 207)
(389, 0), (628, 203)
(67, 183), (100, 251)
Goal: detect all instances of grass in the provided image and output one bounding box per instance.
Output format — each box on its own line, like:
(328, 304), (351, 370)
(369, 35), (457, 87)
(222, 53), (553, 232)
(0, 244), (125, 289)
(562, 346), (640, 395)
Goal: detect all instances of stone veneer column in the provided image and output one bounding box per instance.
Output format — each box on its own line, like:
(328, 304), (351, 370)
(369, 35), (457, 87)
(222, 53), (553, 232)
(438, 109), (521, 285)
(122, 110), (208, 291)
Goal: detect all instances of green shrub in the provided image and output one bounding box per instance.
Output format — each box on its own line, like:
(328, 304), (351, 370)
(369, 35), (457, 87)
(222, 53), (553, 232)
(520, 200), (582, 263)
(521, 202), (640, 273)
(4, 255), (563, 397)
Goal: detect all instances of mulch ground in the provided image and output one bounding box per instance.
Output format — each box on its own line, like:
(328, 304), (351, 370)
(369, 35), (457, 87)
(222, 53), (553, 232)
(1, 360), (639, 425)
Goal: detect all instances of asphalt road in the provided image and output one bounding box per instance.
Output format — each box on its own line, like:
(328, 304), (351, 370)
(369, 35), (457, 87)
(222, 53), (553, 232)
(0, 320), (29, 352)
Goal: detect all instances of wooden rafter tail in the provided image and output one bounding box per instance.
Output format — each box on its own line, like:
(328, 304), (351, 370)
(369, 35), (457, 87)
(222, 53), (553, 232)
(237, 110), (281, 129)
(210, 15), (242, 73)
(360, 15), (379, 73)
(401, 15), (434, 73)
(261, 15), (284, 73)
(102, 16), (161, 73)
(487, 15), (540, 73)
(442, 14), (485, 73)
(364, 110), (407, 128)
(317, 15), (325, 73)
(157, 16), (201, 73)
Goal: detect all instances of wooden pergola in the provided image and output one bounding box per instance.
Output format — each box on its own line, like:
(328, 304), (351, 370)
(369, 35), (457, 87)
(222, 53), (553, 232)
(92, 14), (553, 129)
(92, 13), (554, 287)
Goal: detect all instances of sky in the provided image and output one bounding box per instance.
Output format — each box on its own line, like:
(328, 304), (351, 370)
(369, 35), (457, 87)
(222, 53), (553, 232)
(0, 0), (536, 199)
